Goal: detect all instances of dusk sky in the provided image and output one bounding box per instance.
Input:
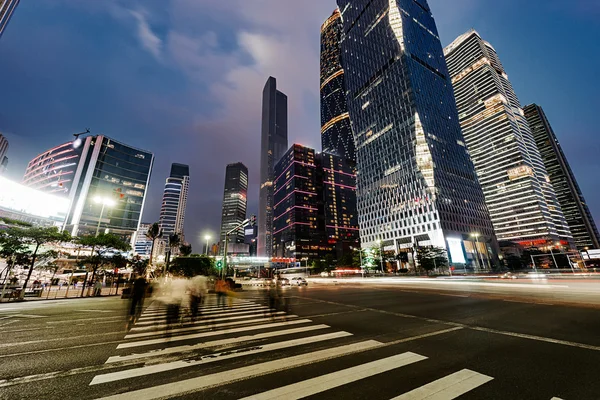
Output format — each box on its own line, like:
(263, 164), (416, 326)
(0, 0), (598, 252)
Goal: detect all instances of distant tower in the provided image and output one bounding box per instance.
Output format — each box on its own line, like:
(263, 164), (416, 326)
(219, 162), (249, 246)
(0, 133), (8, 174)
(320, 9), (355, 161)
(159, 163), (190, 239)
(0, 0), (20, 38)
(445, 30), (573, 248)
(524, 104), (600, 250)
(258, 77), (288, 257)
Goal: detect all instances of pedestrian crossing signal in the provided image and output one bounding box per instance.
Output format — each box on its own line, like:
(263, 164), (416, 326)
(216, 260), (223, 269)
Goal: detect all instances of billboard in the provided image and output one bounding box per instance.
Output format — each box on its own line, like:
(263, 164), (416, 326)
(0, 176), (69, 221)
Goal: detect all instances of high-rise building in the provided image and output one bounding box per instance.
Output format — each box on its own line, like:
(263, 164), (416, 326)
(0, 0), (19, 38)
(445, 30), (573, 248)
(23, 141), (84, 195)
(244, 225), (258, 257)
(55, 135), (154, 243)
(258, 77), (288, 257)
(159, 163), (190, 239)
(320, 9), (355, 162)
(336, 0), (497, 267)
(220, 162), (249, 247)
(524, 104), (599, 250)
(133, 222), (153, 258)
(0, 133), (8, 174)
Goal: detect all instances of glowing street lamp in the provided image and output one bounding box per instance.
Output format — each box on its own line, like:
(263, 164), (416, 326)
(204, 235), (211, 256)
(93, 196), (116, 236)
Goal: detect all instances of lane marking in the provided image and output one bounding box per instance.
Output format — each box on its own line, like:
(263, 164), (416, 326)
(105, 324), (331, 364)
(239, 352), (427, 400)
(47, 316), (123, 324)
(138, 303), (258, 317)
(95, 340), (382, 399)
(117, 319), (313, 349)
(134, 307), (271, 325)
(390, 369), (493, 399)
(130, 311), (286, 331)
(0, 340), (125, 359)
(91, 331), (352, 385)
(124, 314), (296, 339)
(0, 331), (127, 348)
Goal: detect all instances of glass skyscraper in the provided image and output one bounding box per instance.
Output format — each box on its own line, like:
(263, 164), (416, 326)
(159, 163), (190, 239)
(321, 9), (355, 162)
(524, 104), (599, 250)
(220, 162), (248, 246)
(258, 77), (288, 257)
(0, 0), (19, 38)
(23, 141), (84, 195)
(336, 0), (497, 267)
(445, 30), (573, 248)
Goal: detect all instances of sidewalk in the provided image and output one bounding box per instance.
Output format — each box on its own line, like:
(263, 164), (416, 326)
(1, 286), (124, 302)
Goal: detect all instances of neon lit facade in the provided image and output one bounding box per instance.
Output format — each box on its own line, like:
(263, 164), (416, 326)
(320, 9), (356, 162)
(445, 30), (573, 247)
(524, 104), (599, 250)
(336, 0), (497, 267)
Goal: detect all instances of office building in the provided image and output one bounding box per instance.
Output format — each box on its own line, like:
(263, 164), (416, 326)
(159, 163), (190, 240)
(258, 77), (288, 257)
(0, 0), (19, 38)
(244, 225), (258, 256)
(23, 141), (84, 195)
(320, 9), (355, 161)
(335, 0), (497, 267)
(219, 162), (249, 248)
(524, 104), (599, 250)
(0, 133), (8, 174)
(48, 135), (154, 242)
(445, 30), (573, 248)
(133, 222), (153, 258)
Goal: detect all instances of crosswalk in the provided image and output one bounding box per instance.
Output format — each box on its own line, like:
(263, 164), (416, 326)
(87, 295), (557, 399)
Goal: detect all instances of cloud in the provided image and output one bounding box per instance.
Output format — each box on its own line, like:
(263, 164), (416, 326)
(129, 9), (163, 59)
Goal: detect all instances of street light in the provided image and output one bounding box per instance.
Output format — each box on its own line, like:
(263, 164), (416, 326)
(93, 196), (116, 236)
(204, 235), (211, 256)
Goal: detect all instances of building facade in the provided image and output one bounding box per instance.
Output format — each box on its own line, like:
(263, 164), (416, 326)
(445, 30), (573, 248)
(159, 163), (190, 240)
(244, 225), (258, 256)
(523, 104), (599, 250)
(258, 77), (288, 257)
(220, 162), (249, 247)
(56, 135), (154, 243)
(0, 133), (8, 174)
(23, 141), (84, 196)
(0, 0), (19, 38)
(335, 0), (497, 267)
(320, 9), (355, 162)
(133, 222), (153, 258)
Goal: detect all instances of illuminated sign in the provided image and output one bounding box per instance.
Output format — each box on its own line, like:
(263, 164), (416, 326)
(507, 165), (534, 180)
(0, 176), (69, 221)
(447, 238), (466, 264)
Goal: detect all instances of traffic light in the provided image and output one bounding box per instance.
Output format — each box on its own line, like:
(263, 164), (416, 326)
(216, 260), (223, 269)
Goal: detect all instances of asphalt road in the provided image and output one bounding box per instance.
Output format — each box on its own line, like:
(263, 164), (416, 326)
(1, 281), (600, 399)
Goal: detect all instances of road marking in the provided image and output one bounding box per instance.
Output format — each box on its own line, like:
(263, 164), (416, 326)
(106, 324), (331, 363)
(134, 307), (271, 324)
(91, 331), (352, 385)
(0, 320), (17, 327)
(130, 311), (286, 331)
(76, 309), (116, 313)
(136, 305), (265, 320)
(471, 326), (600, 352)
(95, 340), (382, 399)
(46, 316), (123, 324)
(124, 314), (296, 339)
(239, 352), (427, 400)
(390, 369), (493, 399)
(0, 339), (126, 358)
(139, 303), (257, 316)
(551, 397), (565, 400)
(0, 330), (127, 348)
(0, 313), (46, 319)
(117, 319), (313, 349)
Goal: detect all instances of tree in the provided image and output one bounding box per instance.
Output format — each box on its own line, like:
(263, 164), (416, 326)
(0, 231), (31, 299)
(179, 243), (192, 257)
(77, 233), (130, 296)
(7, 227), (71, 298)
(351, 248), (367, 268)
(129, 255), (149, 276)
(416, 246), (449, 276)
(170, 255), (216, 277)
(165, 233), (181, 273)
(145, 222), (162, 266)
(338, 251), (354, 267)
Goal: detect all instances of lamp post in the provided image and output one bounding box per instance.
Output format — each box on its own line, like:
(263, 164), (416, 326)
(204, 235), (211, 256)
(93, 196), (116, 236)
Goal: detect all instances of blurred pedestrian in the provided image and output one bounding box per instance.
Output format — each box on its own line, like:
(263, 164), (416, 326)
(189, 275), (208, 322)
(163, 278), (187, 335)
(94, 280), (102, 296)
(215, 278), (228, 309)
(127, 276), (147, 330)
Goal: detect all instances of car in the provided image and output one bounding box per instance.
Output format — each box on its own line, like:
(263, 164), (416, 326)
(500, 272), (517, 279)
(320, 271), (330, 277)
(290, 277), (308, 286)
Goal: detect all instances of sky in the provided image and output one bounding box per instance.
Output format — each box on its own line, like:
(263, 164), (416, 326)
(0, 0), (598, 252)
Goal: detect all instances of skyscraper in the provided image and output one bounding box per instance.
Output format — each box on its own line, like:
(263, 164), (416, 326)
(0, 0), (19, 38)
(58, 135), (154, 243)
(445, 30), (573, 248)
(336, 0), (497, 267)
(23, 141), (83, 195)
(524, 104), (599, 250)
(159, 163), (190, 239)
(0, 133), (8, 174)
(258, 77), (288, 257)
(220, 162), (248, 246)
(133, 222), (153, 258)
(320, 9), (355, 162)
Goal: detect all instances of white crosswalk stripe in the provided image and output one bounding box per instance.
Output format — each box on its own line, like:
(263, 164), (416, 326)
(88, 296), (497, 399)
